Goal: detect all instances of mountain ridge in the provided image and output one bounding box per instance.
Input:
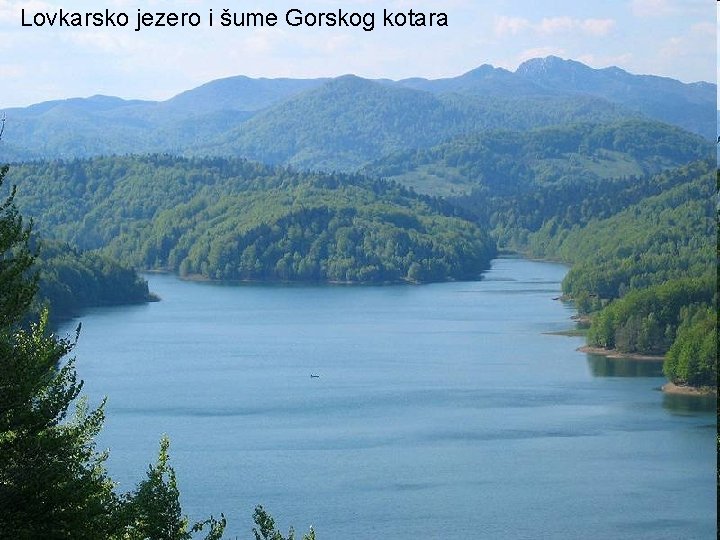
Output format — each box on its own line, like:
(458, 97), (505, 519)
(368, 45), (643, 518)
(1, 56), (714, 165)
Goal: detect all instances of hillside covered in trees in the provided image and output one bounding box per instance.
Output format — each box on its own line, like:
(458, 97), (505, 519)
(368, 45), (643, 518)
(0, 162), (152, 322)
(4, 155), (496, 284)
(530, 161), (716, 387)
(35, 240), (152, 321)
(366, 118), (711, 204)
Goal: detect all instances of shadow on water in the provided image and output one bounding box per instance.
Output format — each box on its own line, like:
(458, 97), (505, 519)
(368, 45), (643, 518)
(661, 393), (717, 415)
(586, 354), (664, 378)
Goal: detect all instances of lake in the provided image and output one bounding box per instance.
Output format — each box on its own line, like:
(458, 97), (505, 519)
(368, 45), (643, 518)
(61, 258), (717, 539)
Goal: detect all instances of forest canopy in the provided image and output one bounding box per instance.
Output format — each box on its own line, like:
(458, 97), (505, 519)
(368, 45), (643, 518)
(4, 155), (496, 283)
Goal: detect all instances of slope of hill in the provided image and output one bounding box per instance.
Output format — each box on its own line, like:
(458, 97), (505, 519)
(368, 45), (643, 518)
(542, 160), (715, 301)
(534, 160), (716, 384)
(4, 155), (496, 284)
(1, 162), (151, 322)
(36, 241), (153, 321)
(363, 120), (712, 223)
(198, 75), (639, 170)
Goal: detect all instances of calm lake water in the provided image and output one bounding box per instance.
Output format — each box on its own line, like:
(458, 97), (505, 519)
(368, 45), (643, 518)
(61, 258), (716, 539)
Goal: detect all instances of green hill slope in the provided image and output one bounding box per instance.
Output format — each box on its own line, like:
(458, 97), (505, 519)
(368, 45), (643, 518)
(5, 155), (496, 283)
(365, 119), (711, 197)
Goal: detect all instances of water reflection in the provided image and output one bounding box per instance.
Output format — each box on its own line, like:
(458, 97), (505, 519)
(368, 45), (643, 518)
(586, 354), (664, 377)
(662, 393), (717, 414)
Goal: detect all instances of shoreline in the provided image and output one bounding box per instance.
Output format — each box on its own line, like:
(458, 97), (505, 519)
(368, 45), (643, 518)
(661, 382), (717, 397)
(577, 345), (665, 362)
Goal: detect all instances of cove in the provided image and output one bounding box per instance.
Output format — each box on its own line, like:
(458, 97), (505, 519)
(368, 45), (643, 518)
(61, 258), (716, 539)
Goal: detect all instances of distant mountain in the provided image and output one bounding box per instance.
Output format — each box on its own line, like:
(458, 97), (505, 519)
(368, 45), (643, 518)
(194, 75), (637, 170)
(1, 57), (714, 165)
(396, 64), (548, 96)
(514, 56), (715, 139)
(192, 75), (461, 169)
(392, 57), (714, 140)
(161, 75), (327, 115)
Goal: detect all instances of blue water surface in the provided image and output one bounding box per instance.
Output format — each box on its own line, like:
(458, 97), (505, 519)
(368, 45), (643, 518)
(62, 258), (717, 539)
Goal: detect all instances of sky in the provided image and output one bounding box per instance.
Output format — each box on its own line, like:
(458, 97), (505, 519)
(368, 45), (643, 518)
(0, 0), (716, 108)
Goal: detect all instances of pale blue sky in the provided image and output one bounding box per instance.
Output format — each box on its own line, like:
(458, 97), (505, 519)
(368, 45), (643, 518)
(0, 0), (715, 107)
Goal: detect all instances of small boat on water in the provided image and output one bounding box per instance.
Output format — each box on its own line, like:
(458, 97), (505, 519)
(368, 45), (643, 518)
(310, 374), (320, 378)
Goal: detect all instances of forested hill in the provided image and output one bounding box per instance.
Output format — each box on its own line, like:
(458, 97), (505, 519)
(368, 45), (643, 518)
(1, 56), (714, 165)
(192, 77), (634, 171)
(4, 155), (496, 283)
(35, 240), (152, 321)
(529, 160), (716, 387)
(0, 163), (152, 323)
(364, 119), (711, 197)
(536, 160), (715, 303)
(363, 120), (712, 251)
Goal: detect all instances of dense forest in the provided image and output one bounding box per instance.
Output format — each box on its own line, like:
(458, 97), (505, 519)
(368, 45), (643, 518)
(528, 161), (716, 387)
(366, 119), (710, 197)
(0, 163), (152, 322)
(35, 240), (152, 321)
(547, 162), (715, 301)
(4, 155), (496, 283)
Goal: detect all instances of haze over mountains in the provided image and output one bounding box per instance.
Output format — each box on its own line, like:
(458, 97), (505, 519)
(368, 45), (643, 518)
(1, 56), (715, 168)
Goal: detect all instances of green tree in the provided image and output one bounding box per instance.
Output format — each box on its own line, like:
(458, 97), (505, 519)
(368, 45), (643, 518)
(252, 506), (315, 540)
(1, 159), (225, 538)
(0, 163), (36, 327)
(0, 161), (121, 537)
(123, 436), (226, 540)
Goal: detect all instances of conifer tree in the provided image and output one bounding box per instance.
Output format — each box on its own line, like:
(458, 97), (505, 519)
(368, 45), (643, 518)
(0, 157), (121, 536)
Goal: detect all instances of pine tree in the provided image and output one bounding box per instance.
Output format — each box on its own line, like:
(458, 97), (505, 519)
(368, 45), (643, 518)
(0, 161), (122, 536)
(0, 163), (36, 327)
(252, 505), (315, 540)
(124, 436), (226, 540)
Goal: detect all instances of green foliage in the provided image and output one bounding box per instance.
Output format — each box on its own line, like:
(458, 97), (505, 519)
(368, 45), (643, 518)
(253, 506), (315, 540)
(663, 306), (717, 387)
(123, 436), (226, 540)
(1, 159), (224, 538)
(367, 120), (711, 199)
(556, 161), (715, 301)
(35, 240), (151, 321)
(6, 155), (496, 283)
(3, 144), (151, 322)
(1, 158), (121, 537)
(586, 276), (714, 354)
(544, 159), (718, 388)
(0, 310), (122, 538)
(0, 164), (37, 327)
